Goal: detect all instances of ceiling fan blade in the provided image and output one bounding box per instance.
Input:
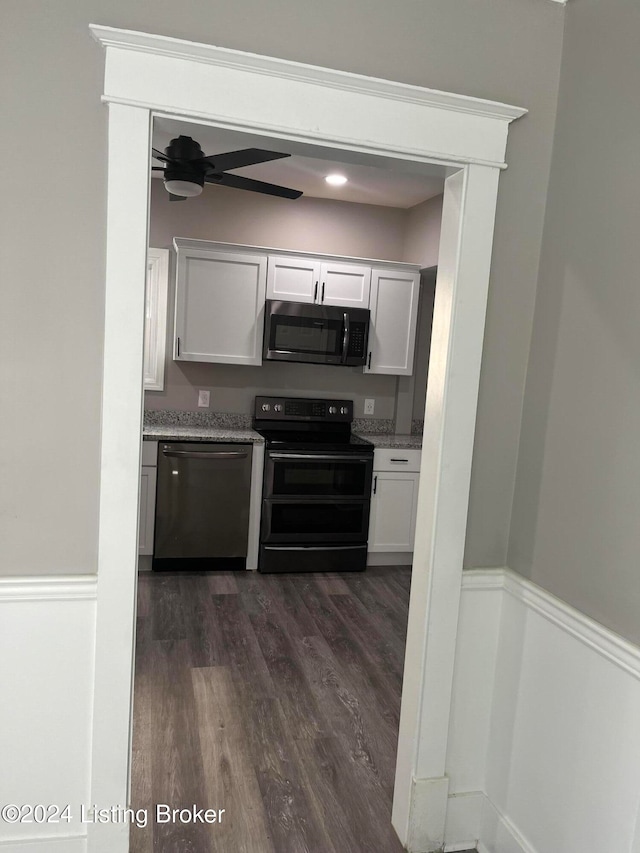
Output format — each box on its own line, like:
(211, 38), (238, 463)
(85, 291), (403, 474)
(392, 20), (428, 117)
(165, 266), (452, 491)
(151, 147), (175, 164)
(197, 148), (291, 174)
(207, 172), (302, 199)
(169, 193), (187, 202)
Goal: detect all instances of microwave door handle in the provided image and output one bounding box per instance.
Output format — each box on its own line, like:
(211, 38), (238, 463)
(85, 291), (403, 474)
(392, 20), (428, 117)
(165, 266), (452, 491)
(341, 312), (350, 363)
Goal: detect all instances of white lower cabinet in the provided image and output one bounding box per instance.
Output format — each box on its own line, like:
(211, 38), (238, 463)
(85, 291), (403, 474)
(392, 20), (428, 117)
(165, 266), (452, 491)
(139, 442), (158, 556)
(368, 449), (421, 553)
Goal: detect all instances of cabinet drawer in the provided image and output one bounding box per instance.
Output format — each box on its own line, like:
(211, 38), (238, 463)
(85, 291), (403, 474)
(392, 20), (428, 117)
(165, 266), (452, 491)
(141, 441), (158, 467)
(373, 447), (421, 472)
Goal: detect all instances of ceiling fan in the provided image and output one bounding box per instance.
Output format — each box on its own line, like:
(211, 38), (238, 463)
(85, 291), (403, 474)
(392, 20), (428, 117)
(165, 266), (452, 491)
(152, 136), (303, 201)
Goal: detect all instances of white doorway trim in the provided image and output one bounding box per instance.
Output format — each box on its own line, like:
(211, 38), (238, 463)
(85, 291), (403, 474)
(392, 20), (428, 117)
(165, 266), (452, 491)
(89, 25), (525, 853)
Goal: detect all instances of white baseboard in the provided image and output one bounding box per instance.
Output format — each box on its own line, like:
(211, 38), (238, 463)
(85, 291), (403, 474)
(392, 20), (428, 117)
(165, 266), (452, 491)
(0, 836), (87, 852)
(367, 551), (413, 566)
(478, 795), (537, 853)
(444, 791), (483, 850)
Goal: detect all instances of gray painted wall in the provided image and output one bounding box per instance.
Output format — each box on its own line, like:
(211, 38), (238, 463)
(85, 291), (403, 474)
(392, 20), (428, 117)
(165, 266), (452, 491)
(508, 0), (640, 643)
(146, 180), (412, 419)
(403, 195), (443, 269)
(1, 0), (565, 575)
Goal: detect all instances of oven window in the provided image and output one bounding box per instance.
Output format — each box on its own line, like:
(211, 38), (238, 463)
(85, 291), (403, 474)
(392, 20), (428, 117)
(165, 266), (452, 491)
(267, 501), (368, 539)
(270, 458), (369, 497)
(272, 316), (342, 355)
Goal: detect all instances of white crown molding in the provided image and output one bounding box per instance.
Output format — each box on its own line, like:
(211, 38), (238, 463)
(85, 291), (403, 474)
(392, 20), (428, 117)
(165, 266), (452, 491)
(462, 567), (640, 680)
(89, 25), (526, 124)
(0, 575), (98, 602)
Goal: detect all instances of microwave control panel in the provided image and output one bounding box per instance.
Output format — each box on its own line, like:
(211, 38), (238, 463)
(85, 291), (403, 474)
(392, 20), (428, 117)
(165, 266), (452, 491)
(348, 323), (367, 357)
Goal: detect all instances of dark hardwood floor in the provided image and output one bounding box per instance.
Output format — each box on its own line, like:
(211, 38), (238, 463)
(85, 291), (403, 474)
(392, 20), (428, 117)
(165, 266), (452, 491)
(130, 565), (462, 852)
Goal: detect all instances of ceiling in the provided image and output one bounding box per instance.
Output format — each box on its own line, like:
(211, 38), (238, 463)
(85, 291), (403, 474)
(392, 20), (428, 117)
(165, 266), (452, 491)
(152, 118), (445, 209)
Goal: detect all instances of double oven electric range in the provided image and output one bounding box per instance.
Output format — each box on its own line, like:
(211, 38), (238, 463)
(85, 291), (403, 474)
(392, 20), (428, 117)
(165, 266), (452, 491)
(253, 396), (374, 573)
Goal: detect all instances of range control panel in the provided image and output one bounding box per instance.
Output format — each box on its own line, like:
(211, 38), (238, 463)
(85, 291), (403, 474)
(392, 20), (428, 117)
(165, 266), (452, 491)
(255, 396), (353, 422)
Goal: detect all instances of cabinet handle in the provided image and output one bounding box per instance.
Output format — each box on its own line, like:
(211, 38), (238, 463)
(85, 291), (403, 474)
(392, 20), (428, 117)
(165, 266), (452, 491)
(314, 281), (318, 301)
(176, 337), (181, 357)
(321, 282), (325, 302)
(367, 351), (372, 370)
(390, 458), (409, 463)
(373, 475), (378, 494)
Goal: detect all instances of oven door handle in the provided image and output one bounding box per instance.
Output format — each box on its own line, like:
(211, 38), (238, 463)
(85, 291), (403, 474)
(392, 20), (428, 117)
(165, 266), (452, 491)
(340, 312), (350, 364)
(268, 452), (372, 462)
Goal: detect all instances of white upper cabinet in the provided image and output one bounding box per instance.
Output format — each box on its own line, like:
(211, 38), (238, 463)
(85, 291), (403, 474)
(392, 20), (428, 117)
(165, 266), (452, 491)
(174, 243), (267, 366)
(365, 268), (421, 375)
(172, 239), (420, 372)
(267, 256), (371, 309)
(319, 261), (371, 309)
(143, 248), (169, 391)
(266, 255), (321, 303)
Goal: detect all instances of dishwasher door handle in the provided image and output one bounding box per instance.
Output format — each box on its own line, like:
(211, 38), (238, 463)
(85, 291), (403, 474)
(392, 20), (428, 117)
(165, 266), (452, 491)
(162, 449), (249, 460)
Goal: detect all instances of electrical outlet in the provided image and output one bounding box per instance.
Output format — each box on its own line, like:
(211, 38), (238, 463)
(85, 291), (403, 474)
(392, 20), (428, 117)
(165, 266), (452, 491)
(364, 398), (375, 415)
(198, 390), (210, 408)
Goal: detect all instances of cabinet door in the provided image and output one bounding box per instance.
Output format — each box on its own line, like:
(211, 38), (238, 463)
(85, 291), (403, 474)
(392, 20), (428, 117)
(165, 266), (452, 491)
(368, 471), (419, 552)
(365, 268), (420, 375)
(143, 248), (169, 390)
(319, 262), (371, 309)
(266, 256), (321, 303)
(138, 465), (157, 556)
(174, 249), (267, 365)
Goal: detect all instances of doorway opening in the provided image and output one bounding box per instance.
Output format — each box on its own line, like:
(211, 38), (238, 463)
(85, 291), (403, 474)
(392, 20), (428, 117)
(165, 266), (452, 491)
(132, 115), (445, 851)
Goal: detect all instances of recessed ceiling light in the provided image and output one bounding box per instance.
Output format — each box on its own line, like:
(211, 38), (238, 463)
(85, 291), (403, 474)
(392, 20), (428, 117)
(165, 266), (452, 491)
(325, 174), (348, 186)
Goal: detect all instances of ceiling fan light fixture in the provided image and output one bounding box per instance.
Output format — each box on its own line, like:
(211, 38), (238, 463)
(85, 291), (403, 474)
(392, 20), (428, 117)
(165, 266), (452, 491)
(164, 179), (203, 198)
(325, 173), (348, 186)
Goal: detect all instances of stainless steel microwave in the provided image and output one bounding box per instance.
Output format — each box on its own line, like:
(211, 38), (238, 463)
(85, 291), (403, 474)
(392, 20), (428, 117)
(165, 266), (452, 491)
(263, 300), (370, 367)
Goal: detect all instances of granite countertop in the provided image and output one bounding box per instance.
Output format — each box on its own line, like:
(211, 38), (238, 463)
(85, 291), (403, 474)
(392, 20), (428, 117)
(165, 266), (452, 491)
(142, 411), (422, 448)
(355, 433), (423, 449)
(143, 425), (264, 444)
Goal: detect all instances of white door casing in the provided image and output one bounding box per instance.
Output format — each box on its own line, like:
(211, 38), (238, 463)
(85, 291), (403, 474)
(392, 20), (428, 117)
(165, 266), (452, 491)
(90, 25), (525, 853)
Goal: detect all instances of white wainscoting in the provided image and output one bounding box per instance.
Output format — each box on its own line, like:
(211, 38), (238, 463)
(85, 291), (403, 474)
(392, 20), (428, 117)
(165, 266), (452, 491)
(0, 576), (96, 852)
(441, 568), (640, 853)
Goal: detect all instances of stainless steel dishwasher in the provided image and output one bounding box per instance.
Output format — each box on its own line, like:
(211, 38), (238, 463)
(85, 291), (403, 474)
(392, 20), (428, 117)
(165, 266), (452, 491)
(153, 442), (253, 571)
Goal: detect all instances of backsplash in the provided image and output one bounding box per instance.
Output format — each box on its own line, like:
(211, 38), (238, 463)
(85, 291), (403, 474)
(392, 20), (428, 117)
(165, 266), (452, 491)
(144, 410), (423, 436)
(143, 410), (252, 429)
(351, 417), (395, 434)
